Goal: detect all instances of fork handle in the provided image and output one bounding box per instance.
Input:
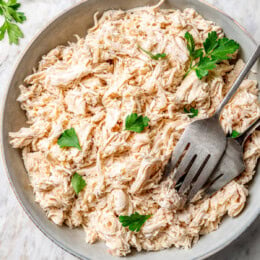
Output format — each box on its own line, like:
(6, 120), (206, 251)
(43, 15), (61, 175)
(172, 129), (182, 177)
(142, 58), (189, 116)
(236, 117), (260, 146)
(215, 44), (260, 117)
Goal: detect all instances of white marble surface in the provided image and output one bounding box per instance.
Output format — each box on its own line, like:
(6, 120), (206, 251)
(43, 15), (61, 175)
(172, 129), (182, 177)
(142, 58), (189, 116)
(0, 0), (259, 259)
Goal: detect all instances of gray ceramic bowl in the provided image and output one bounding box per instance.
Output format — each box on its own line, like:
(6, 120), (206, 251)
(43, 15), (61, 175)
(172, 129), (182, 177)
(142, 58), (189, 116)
(1, 0), (259, 259)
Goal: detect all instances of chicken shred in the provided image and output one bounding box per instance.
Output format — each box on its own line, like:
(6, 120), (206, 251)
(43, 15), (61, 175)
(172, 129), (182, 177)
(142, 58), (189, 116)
(9, 1), (260, 257)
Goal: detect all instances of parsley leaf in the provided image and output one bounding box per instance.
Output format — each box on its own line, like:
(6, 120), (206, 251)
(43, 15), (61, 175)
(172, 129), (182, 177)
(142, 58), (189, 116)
(0, 22), (7, 40)
(195, 56), (217, 79)
(192, 48), (204, 59)
(7, 0), (21, 10)
(0, 0), (26, 44)
(138, 45), (167, 60)
(125, 113), (150, 133)
(57, 128), (81, 150)
(185, 31), (195, 54)
(203, 31), (218, 54)
(71, 173), (86, 195)
(119, 212), (151, 232)
(152, 53), (167, 60)
(184, 107), (198, 118)
(6, 22), (23, 44)
(185, 32), (203, 60)
(211, 37), (240, 61)
(230, 130), (240, 138)
(184, 31), (239, 79)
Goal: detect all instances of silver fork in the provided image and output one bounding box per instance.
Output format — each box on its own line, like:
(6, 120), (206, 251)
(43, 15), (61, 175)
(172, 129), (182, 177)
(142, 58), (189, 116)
(163, 44), (260, 202)
(204, 117), (260, 197)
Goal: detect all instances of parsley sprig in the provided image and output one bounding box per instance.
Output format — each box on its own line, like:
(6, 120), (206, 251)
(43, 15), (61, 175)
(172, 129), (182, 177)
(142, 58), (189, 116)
(71, 173), (86, 195)
(138, 45), (167, 60)
(125, 113), (150, 133)
(184, 31), (239, 79)
(230, 130), (240, 138)
(184, 107), (198, 118)
(57, 128), (81, 150)
(119, 212), (151, 232)
(0, 0), (26, 44)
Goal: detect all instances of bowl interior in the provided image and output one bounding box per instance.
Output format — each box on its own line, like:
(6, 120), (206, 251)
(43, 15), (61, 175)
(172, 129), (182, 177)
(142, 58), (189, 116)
(1, 0), (259, 259)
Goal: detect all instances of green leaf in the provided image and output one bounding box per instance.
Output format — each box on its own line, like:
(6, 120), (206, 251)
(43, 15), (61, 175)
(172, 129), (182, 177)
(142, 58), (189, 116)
(203, 31), (218, 54)
(138, 45), (167, 60)
(7, 0), (17, 5)
(184, 107), (198, 118)
(9, 3), (19, 10)
(151, 52), (167, 60)
(7, 0), (20, 10)
(8, 7), (26, 23)
(211, 38), (240, 60)
(57, 128), (81, 150)
(184, 32), (203, 60)
(6, 22), (23, 44)
(185, 31), (240, 79)
(185, 31), (195, 54)
(192, 48), (203, 59)
(0, 0), (26, 44)
(71, 173), (86, 195)
(119, 212), (151, 232)
(230, 130), (240, 138)
(0, 21), (7, 40)
(125, 113), (150, 133)
(195, 56), (217, 79)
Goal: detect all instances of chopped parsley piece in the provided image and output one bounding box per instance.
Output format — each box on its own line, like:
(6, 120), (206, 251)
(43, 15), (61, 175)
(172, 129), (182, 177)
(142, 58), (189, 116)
(0, 0), (26, 44)
(119, 212), (151, 232)
(125, 113), (150, 133)
(230, 130), (240, 138)
(57, 128), (81, 150)
(138, 45), (167, 60)
(184, 31), (239, 79)
(185, 30), (203, 61)
(71, 173), (86, 195)
(184, 107), (198, 118)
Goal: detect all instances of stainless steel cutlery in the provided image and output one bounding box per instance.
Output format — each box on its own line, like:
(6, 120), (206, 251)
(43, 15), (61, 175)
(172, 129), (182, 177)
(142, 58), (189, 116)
(163, 45), (260, 202)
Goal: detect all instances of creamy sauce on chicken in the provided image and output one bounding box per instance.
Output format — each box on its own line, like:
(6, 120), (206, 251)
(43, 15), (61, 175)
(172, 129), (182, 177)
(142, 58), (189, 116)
(9, 1), (260, 256)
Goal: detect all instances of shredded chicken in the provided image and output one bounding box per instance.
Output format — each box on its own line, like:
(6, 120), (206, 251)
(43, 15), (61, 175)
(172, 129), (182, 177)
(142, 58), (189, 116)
(9, 1), (259, 256)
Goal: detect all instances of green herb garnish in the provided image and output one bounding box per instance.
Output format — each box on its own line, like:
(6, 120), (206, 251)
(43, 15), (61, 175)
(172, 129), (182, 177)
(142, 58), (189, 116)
(184, 31), (239, 79)
(57, 128), (81, 150)
(71, 173), (86, 195)
(125, 113), (150, 133)
(119, 212), (151, 232)
(184, 107), (198, 118)
(138, 45), (167, 60)
(230, 130), (240, 138)
(0, 0), (26, 44)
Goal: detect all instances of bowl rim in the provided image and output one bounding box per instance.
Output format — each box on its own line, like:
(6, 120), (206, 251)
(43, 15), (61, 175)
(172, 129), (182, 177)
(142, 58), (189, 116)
(0, 0), (258, 259)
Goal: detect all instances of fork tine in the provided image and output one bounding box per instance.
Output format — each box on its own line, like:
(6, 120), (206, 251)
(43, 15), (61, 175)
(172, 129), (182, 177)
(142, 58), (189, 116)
(178, 154), (208, 195)
(173, 149), (196, 184)
(162, 138), (188, 180)
(187, 156), (217, 202)
(205, 162), (245, 198)
(170, 139), (189, 170)
(204, 173), (226, 197)
(162, 158), (173, 180)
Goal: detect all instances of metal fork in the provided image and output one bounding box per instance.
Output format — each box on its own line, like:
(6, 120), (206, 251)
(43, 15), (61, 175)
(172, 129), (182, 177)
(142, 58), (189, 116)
(163, 44), (260, 202)
(204, 117), (260, 197)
